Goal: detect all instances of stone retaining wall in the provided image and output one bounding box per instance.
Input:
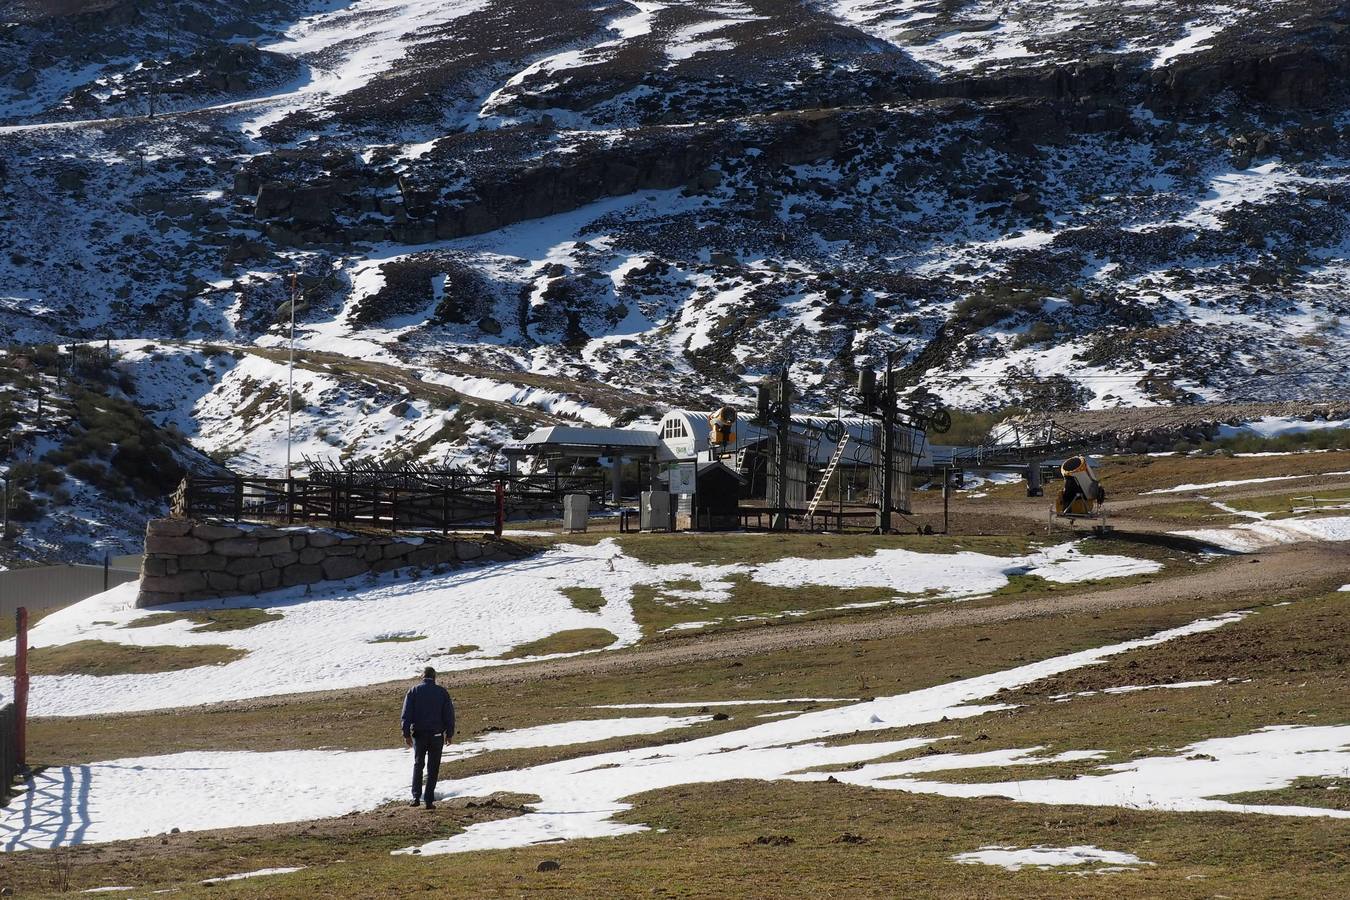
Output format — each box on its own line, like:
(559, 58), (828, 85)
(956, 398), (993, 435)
(137, 518), (530, 607)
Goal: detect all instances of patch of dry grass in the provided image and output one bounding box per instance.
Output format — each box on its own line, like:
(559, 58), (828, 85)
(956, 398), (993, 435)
(0, 640), (246, 676)
(498, 628), (618, 659)
(125, 608), (283, 632)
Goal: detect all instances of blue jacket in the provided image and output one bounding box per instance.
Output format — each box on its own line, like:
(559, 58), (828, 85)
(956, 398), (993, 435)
(401, 678), (455, 739)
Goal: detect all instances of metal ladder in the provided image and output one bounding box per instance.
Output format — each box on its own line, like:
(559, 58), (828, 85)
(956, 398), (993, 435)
(804, 435), (850, 519)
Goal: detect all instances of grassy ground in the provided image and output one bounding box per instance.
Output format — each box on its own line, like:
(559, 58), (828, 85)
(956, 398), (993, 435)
(123, 608), (283, 632)
(1146, 489), (1350, 524)
(618, 532), (1201, 639)
(497, 628), (618, 659)
(5, 587), (1346, 898)
(561, 587), (606, 612)
(3, 451), (1347, 897)
(0, 640), (245, 676)
(972, 450), (1350, 503)
(25, 571), (1296, 766)
(513, 531), (1040, 567)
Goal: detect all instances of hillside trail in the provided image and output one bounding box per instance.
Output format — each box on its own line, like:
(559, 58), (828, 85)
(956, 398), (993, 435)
(197, 541), (1350, 717)
(962, 474), (1350, 534)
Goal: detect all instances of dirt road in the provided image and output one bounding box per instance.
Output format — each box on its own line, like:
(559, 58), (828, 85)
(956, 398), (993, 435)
(433, 542), (1349, 690)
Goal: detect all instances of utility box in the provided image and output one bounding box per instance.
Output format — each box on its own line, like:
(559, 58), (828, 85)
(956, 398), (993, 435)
(562, 494), (590, 533)
(640, 490), (671, 532)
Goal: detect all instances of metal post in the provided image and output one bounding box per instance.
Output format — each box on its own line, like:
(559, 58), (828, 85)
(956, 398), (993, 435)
(772, 363), (791, 531)
(494, 481), (505, 538)
(103, 553), (110, 592)
(15, 606), (28, 769)
(878, 353), (895, 535)
(942, 467), (950, 534)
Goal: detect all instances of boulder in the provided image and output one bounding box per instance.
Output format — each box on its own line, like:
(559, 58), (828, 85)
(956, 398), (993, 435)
(321, 556), (368, 581)
(205, 572), (241, 592)
(147, 518), (194, 537)
(257, 537), (294, 555)
(141, 557), (170, 577)
(145, 534), (212, 556)
(178, 554), (228, 572)
(281, 564), (324, 587)
(214, 538), (262, 557)
(456, 542), (484, 561)
(383, 543), (415, 559)
(140, 572), (209, 594)
(308, 531), (341, 548)
(298, 547), (326, 566)
(135, 590), (181, 608)
(226, 557), (274, 576)
(190, 520), (243, 542)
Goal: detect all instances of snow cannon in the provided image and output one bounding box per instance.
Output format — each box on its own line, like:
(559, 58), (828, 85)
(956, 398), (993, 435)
(1054, 455), (1105, 519)
(708, 407), (738, 446)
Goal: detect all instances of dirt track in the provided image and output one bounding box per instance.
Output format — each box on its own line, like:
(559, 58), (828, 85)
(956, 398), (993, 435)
(431, 542), (1349, 691)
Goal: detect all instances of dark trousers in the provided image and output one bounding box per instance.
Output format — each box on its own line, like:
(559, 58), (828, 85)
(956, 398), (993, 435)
(411, 733), (445, 803)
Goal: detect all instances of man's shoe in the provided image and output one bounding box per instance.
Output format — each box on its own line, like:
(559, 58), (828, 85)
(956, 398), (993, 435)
(409, 798), (421, 808)
(424, 801), (435, 810)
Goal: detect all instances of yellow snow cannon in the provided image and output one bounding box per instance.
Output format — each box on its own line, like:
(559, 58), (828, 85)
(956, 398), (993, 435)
(1054, 455), (1105, 520)
(708, 406), (738, 447)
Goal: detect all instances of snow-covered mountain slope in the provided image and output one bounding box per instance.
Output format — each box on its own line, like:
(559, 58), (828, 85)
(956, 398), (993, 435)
(2, 0), (1349, 496)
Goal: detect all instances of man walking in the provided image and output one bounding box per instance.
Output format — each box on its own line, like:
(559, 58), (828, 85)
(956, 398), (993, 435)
(401, 666), (456, 809)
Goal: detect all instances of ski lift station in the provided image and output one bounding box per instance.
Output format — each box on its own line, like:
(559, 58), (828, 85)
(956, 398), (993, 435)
(503, 409), (926, 529)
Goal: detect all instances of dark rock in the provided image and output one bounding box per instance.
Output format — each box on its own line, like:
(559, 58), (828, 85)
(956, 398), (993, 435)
(321, 556), (369, 581)
(145, 534), (212, 556)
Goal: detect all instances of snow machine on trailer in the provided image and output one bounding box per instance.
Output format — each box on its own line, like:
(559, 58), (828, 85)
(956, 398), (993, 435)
(1052, 455), (1109, 533)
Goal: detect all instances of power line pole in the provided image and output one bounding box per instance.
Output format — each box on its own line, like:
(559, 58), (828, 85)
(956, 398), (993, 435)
(286, 273), (297, 480)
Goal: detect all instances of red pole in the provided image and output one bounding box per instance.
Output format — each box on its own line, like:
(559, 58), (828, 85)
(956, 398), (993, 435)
(15, 606), (28, 768)
(494, 481), (505, 538)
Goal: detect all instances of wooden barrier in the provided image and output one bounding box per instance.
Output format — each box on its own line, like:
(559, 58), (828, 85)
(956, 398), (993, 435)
(176, 471), (606, 531)
(0, 703), (17, 807)
(0, 564), (140, 618)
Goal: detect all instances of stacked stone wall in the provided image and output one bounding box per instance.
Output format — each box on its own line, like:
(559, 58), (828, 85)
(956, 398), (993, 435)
(137, 518), (529, 607)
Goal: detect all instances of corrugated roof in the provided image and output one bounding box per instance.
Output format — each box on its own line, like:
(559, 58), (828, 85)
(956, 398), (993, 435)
(519, 425), (660, 449)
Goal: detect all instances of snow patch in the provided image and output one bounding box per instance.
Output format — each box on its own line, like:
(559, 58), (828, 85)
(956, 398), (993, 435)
(952, 844), (1150, 871)
(1173, 515), (1350, 553)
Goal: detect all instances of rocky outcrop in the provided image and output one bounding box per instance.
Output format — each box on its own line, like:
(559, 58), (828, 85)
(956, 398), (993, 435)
(136, 518), (531, 607)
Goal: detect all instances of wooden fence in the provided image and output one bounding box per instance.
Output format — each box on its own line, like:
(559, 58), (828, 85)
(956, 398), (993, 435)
(175, 471), (608, 531)
(0, 703), (17, 806)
